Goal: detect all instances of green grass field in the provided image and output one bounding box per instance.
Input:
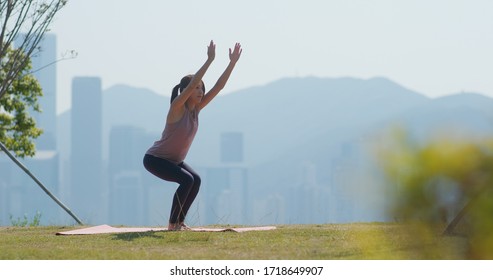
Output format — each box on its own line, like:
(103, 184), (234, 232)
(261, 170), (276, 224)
(0, 223), (470, 260)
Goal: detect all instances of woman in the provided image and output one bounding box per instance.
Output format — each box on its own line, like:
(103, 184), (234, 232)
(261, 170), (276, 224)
(143, 40), (242, 230)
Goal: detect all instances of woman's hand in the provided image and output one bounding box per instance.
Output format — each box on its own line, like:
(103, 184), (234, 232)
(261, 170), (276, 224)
(197, 42), (242, 111)
(229, 43), (242, 63)
(207, 40), (216, 61)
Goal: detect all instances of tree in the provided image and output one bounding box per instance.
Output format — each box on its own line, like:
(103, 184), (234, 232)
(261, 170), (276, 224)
(0, 1), (83, 225)
(1, 0), (67, 156)
(0, 45), (43, 157)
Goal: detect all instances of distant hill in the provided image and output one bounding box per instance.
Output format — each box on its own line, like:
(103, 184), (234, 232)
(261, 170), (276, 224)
(56, 76), (493, 223)
(102, 84), (168, 133)
(232, 81), (493, 223)
(395, 92), (493, 140)
(192, 76), (429, 165)
(58, 77), (493, 165)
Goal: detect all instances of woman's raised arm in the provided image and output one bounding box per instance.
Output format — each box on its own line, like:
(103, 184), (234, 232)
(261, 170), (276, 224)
(171, 40), (216, 109)
(198, 42), (242, 111)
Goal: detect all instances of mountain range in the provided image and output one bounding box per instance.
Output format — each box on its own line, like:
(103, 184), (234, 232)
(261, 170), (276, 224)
(57, 76), (493, 164)
(56, 76), (493, 223)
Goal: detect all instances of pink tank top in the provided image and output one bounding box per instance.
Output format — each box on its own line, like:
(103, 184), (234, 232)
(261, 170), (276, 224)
(146, 107), (199, 164)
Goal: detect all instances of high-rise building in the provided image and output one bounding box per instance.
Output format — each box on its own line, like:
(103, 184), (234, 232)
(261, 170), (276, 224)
(15, 33), (58, 150)
(204, 167), (249, 224)
(108, 125), (148, 225)
(70, 77), (103, 224)
(109, 126), (146, 175)
(1, 34), (60, 226)
(201, 131), (249, 224)
(220, 132), (243, 163)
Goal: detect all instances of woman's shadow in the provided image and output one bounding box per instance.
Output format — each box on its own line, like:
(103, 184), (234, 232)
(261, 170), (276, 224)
(112, 230), (168, 241)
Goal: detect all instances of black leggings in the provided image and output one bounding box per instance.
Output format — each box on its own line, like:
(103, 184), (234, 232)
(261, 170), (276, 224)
(143, 154), (201, 224)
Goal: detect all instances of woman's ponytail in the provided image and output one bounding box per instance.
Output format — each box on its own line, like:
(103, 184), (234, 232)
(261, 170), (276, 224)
(170, 75), (195, 104)
(170, 84), (180, 104)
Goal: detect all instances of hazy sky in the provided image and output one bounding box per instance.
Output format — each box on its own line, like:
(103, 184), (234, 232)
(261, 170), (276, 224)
(50, 0), (493, 114)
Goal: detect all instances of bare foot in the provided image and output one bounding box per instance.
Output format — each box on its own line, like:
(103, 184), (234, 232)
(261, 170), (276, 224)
(180, 223), (192, 231)
(168, 223), (182, 231)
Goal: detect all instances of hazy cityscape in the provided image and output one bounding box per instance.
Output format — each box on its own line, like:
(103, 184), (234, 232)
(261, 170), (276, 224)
(1, 34), (493, 227)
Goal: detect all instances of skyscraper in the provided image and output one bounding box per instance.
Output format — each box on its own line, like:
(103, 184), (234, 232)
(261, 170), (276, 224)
(202, 132), (249, 224)
(15, 33), (58, 150)
(70, 77), (103, 223)
(1, 34), (60, 225)
(220, 132), (244, 163)
(108, 125), (147, 225)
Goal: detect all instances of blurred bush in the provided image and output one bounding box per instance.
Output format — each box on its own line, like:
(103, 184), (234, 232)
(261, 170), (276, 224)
(378, 129), (493, 259)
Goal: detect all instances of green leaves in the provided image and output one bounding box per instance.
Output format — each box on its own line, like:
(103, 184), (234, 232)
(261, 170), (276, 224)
(1, 1), (67, 157)
(379, 131), (493, 258)
(0, 46), (43, 157)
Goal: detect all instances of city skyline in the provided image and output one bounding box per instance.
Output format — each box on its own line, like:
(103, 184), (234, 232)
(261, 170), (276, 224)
(3, 73), (493, 226)
(2, 30), (493, 226)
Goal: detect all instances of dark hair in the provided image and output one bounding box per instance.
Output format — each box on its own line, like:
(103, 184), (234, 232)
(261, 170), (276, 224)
(170, 75), (206, 104)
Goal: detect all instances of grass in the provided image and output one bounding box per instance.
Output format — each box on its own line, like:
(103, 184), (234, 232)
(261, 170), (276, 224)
(0, 223), (469, 260)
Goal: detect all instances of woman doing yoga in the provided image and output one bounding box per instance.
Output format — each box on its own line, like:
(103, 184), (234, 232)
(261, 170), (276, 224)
(143, 40), (242, 230)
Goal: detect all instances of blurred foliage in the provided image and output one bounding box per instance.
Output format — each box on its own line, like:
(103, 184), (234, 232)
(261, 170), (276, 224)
(378, 128), (493, 259)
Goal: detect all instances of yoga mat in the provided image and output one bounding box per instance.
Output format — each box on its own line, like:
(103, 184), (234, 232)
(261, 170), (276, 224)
(56, 224), (276, 235)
